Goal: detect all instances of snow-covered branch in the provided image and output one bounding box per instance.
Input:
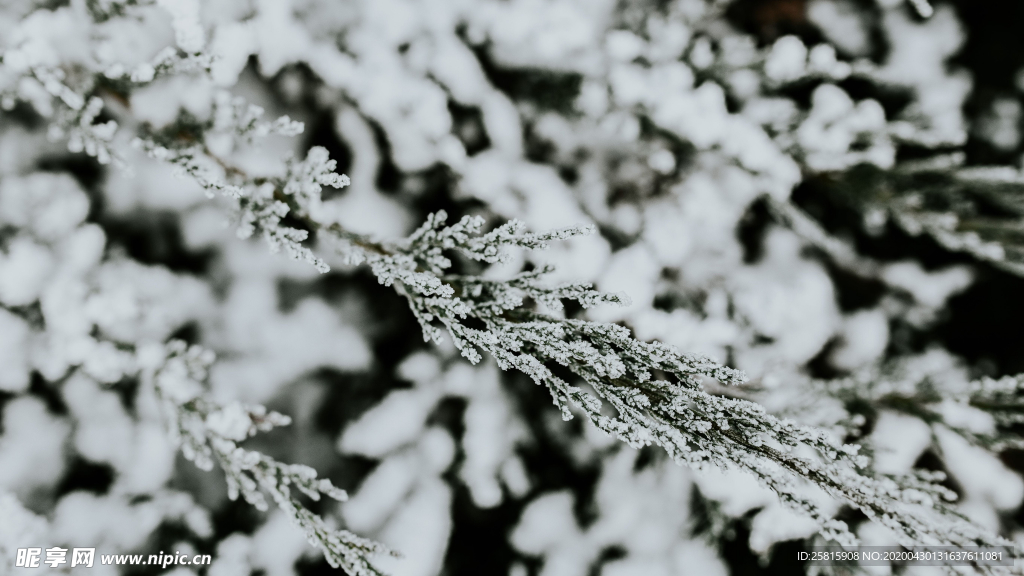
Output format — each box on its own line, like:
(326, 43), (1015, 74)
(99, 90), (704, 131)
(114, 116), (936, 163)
(142, 341), (395, 576)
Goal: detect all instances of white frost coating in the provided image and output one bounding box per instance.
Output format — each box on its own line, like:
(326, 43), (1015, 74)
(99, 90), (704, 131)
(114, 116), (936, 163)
(327, 108), (414, 238)
(396, 351), (442, 384)
(63, 373), (134, 467)
(935, 400), (995, 436)
(808, 0), (871, 56)
(344, 454), (420, 533)
(874, 5), (970, 146)
(693, 468), (776, 517)
(156, 0), (205, 53)
(130, 75), (214, 129)
(937, 427), (1024, 512)
(209, 22), (257, 86)
(342, 428), (455, 576)
(343, 358), (526, 570)
(653, 81), (729, 150)
(370, 478), (453, 576)
(908, 0), (935, 18)
(208, 533), (254, 576)
(764, 36), (807, 82)
(749, 505), (823, 553)
(0, 173), (89, 241)
(146, 343), (388, 575)
(339, 388), (441, 458)
(251, 512), (316, 576)
(212, 293), (372, 403)
(606, 30), (646, 62)
(86, 260), (215, 343)
(459, 365), (527, 508)
(976, 97), (1022, 151)
(641, 199), (692, 265)
(50, 491), (211, 560)
(206, 402), (259, 441)
(511, 491), (580, 556)
(0, 493), (49, 571)
(0, 397), (70, 497)
(882, 262), (974, 308)
(590, 244), (657, 322)
(868, 412), (932, 475)
(831, 309), (889, 370)
(202, 513), (310, 576)
(797, 83), (894, 170)
(512, 448), (731, 576)
(670, 542), (728, 576)
(732, 229), (841, 371)
(0, 237), (54, 306)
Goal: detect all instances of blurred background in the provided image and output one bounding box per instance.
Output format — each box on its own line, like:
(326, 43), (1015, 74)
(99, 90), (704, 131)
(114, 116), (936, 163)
(3, 0), (1024, 574)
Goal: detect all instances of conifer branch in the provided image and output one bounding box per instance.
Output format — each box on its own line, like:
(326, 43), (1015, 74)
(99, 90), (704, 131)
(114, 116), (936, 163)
(142, 341), (395, 576)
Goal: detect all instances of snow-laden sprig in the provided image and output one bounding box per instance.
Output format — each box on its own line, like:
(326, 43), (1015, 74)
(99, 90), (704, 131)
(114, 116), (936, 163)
(283, 145), (350, 210)
(0, 38), (211, 165)
(828, 369), (1024, 452)
(316, 213), (1014, 558)
(0, 0), (213, 165)
(51, 95), (119, 165)
(111, 46), (214, 83)
(776, 151), (1024, 281)
(959, 374), (1024, 454)
(143, 341), (394, 576)
(124, 92), (355, 275)
(1, 4), (1009, 557)
(135, 121), (1014, 552)
(448, 265), (631, 317)
(332, 211), (601, 306)
(0, 61), (121, 164)
(0, 43), (332, 272)
(402, 212), (595, 273)
(888, 164), (1024, 277)
(132, 139), (337, 273)
(134, 140), (245, 198)
(211, 90), (304, 143)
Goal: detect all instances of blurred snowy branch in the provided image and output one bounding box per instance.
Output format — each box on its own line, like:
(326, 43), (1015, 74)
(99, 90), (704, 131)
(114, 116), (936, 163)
(144, 341), (395, 576)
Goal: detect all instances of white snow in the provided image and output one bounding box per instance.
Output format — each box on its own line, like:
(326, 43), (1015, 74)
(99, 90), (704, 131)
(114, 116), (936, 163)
(0, 397), (69, 499)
